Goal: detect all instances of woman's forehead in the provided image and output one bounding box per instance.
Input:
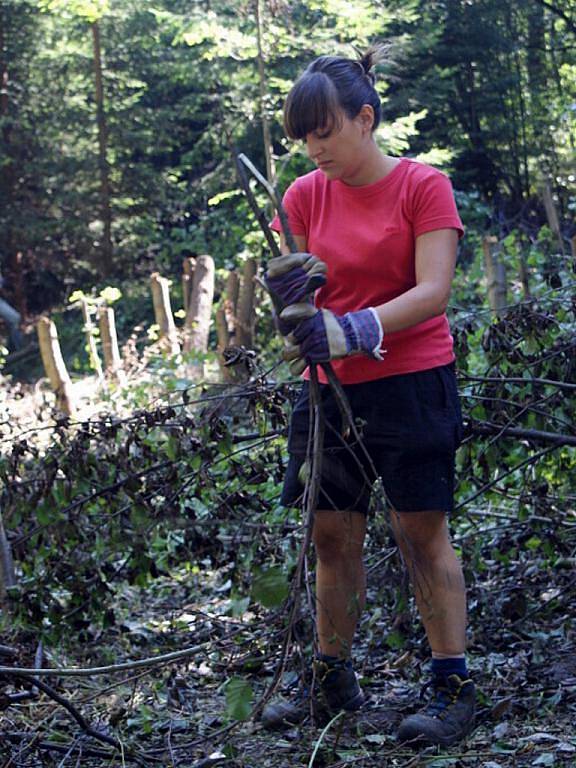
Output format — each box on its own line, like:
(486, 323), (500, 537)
(284, 73), (344, 140)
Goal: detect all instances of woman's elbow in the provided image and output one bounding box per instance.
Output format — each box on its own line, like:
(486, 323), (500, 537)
(423, 285), (451, 317)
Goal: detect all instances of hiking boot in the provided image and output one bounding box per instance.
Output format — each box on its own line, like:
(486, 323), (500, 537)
(260, 659), (365, 730)
(315, 658), (366, 713)
(397, 674), (475, 747)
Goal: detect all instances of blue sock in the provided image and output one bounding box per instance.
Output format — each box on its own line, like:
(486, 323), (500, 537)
(317, 653), (352, 669)
(431, 657), (468, 681)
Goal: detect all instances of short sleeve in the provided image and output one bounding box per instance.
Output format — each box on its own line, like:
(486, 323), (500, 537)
(411, 171), (464, 239)
(270, 180), (308, 236)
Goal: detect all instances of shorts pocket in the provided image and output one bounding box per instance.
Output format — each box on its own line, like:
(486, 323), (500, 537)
(438, 364), (464, 448)
(287, 383), (311, 454)
(414, 366), (450, 414)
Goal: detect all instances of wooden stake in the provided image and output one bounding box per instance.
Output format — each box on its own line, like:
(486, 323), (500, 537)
(482, 236), (507, 317)
(0, 503), (16, 606)
(37, 317), (76, 416)
(98, 305), (124, 384)
(80, 298), (103, 380)
(235, 258), (257, 347)
(184, 255), (215, 353)
(150, 273), (180, 355)
(182, 257), (196, 315)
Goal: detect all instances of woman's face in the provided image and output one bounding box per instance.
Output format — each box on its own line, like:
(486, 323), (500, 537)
(305, 106), (373, 185)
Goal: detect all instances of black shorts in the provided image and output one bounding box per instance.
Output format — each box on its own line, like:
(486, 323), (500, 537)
(282, 363), (463, 514)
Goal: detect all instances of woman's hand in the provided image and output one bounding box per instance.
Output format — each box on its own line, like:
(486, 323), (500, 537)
(264, 252), (327, 307)
(281, 303), (384, 374)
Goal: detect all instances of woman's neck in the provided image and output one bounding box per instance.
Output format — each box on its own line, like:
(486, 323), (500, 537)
(342, 144), (400, 187)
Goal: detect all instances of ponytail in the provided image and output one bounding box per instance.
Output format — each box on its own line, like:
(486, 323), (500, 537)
(284, 43), (391, 140)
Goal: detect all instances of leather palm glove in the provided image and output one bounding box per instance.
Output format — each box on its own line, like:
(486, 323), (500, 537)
(264, 253), (327, 335)
(265, 252), (327, 305)
(281, 303), (385, 375)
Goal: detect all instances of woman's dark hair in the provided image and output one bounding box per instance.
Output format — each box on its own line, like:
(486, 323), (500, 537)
(284, 45), (389, 140)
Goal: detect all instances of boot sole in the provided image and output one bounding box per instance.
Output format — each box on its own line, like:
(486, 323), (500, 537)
(398, 721), (475, 748)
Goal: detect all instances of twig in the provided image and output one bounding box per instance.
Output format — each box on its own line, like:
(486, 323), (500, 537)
(235, 155), (283, 258)
(146, 721), (240, 754)
(236, 153), (298, 254)
(1, 732), (133, 761)
(460, 374), (576, 392)
(307, 710), (344, 768)
(77, 667), (158, 704)
(0, 642), (207, 677)
(455, 445), (559, 511)
(11, 674), (152, 764)
(469, 419), (576, 446)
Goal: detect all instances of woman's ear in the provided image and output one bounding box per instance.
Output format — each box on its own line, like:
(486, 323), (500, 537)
(358, 104), (375, 134)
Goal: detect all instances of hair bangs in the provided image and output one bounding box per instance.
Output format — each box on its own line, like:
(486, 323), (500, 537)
(283, 72), (342, 140)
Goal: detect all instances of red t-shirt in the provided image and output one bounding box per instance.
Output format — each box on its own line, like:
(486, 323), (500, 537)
(270, 157), (464, 384)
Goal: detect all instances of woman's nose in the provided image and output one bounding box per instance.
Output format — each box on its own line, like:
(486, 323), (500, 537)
(306, 135), (321, 160)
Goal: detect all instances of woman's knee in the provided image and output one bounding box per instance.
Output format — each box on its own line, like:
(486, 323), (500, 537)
(312, 511), (366, 562)
(391, 510), (450, 560)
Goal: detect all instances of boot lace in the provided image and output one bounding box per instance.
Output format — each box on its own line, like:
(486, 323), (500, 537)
(420, 677), (462, 720)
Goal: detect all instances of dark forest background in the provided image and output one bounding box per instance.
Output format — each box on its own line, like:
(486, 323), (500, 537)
(1, 0), (574, 313)
(0, 2), (575, 767)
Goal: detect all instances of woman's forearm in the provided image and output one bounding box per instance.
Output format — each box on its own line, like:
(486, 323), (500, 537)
(373, 283), (450, 335)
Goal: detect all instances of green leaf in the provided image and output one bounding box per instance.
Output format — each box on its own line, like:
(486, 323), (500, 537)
(208, 189), (241, 207)
(164, 435), (180, 462)
(251, 566), (289, 608)
(99, 286), (122, 304)
(384, 629), (405, 650)
(68, 289), (87, 304)
(225, 677), (253, 721)
(532, 754), (555, 766)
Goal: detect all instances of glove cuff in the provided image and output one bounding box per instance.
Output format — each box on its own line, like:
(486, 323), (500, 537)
(343, 308), (385, 360)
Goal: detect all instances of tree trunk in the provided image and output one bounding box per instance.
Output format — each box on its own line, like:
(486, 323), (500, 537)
(255, 0), (275, 185)
(80, 298), (103, 380)
(482, 237), (507, 317)
(215, 304), (234, 382)
(505, 5), (530, 200)
(184, 254), (215, 353)
(235, 259), (257, 348)
(37, 317), (76, 416)
(0, 503), (16, 606)
(98, 305), (124, 383)
(91, 21), (113, 275)
(150, 273), (180, 355)
(182, 257), (196, 315)
(519, 251), (531, 299)
(541, 181), (565, 256)
(0, 25), (27, 320)
(225, 270), (240, 341)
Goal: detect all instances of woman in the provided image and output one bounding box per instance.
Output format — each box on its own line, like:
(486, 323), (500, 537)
(264, 46), (475, 747)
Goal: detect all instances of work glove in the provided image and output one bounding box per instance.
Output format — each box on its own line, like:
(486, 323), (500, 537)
(264, 253), (327, 336)
(280, 303), (385, 375)
(265, 252), (327, 306)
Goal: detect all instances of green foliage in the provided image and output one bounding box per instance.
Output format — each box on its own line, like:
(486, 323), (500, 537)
(0, 375), (295, 640)
(2, 0), (573, 318)
(251, 566), (290, 608)
(224, 677), (254, 721)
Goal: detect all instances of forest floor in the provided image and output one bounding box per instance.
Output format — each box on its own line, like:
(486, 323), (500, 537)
(1, 512), (575, 768)
(1, 358), (575, 768)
